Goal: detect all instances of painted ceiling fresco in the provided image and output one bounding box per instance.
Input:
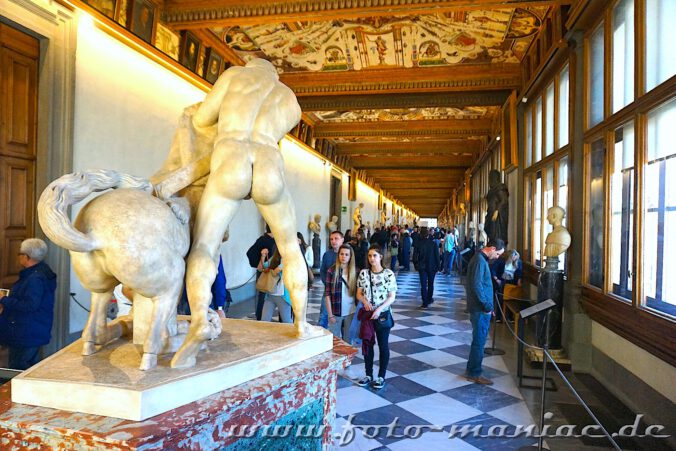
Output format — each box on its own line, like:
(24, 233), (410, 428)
(331, 136), (484, 144)
(311, 106), (498, 123)
(211, 7), (547, 73)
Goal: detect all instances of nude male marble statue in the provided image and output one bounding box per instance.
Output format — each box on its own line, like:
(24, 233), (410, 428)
(172, 58), (320, 368)
(353, 203), (363, 231)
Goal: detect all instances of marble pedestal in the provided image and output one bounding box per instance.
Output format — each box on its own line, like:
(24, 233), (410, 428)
(0, 337), (354, 450)
(10, 319), (333, 421)
(536, 257), (564, 349)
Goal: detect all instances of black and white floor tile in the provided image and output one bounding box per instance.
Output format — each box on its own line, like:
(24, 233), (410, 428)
(307, 269), (539, 450)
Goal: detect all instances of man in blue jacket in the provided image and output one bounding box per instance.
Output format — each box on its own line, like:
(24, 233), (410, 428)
(0, 239), (56, 370)
(465, 239), (504, 385)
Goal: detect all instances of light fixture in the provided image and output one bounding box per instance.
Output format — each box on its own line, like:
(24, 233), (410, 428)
(496, 136), (501, 141)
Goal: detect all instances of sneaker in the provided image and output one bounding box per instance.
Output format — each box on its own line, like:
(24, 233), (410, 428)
(417, 305), (429, 310)
(466, 375), (494, 385)
(371, 377), (385, 389)
(357, 376), (372, 387)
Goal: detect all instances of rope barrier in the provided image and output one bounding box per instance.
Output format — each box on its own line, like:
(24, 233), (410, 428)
(492, 291), (622, 450)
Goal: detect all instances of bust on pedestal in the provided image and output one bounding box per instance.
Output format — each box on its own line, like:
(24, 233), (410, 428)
(537, 206), (571, 349)
(477, 223), (487, 248)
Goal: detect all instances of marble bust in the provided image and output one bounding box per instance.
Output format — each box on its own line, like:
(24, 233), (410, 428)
(544, 206), (571, 257)
(308, 214), (321, 235)
(477, 222), (487, 247)
(326, 215), (338, 233)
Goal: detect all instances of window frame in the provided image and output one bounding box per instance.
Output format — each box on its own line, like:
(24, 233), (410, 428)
(580, 0), (676, 367)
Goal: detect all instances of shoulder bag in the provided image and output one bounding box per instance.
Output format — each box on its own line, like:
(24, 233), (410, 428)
(369, 270), (394, 330)
(256, 270), (284, 296)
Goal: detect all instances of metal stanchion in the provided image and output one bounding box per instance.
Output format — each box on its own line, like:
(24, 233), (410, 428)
(484, 293), (505, 356)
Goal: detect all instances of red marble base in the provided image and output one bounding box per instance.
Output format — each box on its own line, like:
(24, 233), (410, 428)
(0, 338), (355, 450)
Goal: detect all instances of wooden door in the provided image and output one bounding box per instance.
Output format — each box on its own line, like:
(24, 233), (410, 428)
(0, 24), (39, 287)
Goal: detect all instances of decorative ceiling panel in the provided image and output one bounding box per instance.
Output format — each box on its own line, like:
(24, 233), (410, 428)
(310, 106), (498, 122)
(331, 135), (484, 144)
(211, 7), (547, 73)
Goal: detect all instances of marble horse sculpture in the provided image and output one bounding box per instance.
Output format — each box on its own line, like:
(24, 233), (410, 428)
(37, 170), (221, 370)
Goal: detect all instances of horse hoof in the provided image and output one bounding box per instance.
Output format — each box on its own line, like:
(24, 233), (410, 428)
(170, 353), (196, 369)
(82, 341), (97, 356)
(139, 353), (157, 371)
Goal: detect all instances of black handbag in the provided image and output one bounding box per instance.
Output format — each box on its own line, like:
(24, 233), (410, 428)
(369, 270), (394, 330)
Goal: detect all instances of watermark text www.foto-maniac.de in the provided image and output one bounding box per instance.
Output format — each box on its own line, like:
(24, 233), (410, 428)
(224, 413), (670, 446)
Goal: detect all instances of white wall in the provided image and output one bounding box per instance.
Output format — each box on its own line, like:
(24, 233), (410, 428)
(66, 20), (334, 332)
(591, 321), (676, 403)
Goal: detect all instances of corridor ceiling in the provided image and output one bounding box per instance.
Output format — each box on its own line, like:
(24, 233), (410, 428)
(160, 0), (563, 218)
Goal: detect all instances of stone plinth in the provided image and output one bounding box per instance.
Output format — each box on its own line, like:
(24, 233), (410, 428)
(0, 337), (355, 450)
(10, 319), (333, 421)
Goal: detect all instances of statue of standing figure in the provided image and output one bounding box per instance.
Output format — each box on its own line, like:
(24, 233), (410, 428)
(484, 169), (509, 244)
(353, 203), (363, 231)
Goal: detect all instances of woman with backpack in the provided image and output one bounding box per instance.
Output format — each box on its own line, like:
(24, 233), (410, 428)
(257, 248), (292, 323)
(356, 244), (397, 390)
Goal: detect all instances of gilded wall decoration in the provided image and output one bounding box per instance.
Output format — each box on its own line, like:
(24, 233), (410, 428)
(210, 8), (546, 73)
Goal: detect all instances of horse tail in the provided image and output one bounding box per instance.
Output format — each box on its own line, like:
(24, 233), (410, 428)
(38, 169), (153, 252)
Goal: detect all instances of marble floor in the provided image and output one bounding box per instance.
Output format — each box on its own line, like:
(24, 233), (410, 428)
(228, 268), (672, 450)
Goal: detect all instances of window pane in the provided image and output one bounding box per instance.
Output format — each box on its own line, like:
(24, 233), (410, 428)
(558, 157), (569, 271)
(545, 83), (555, 156)
(646, 0), (676, 92)
(610, 122), (634, 301)
(588, 139), (605, 288)
(589, 22), (605, 127)
(558, 65), (570, 148)
(525, 177), (532, 261)
(534, 171), (542, 266)
(644, 98), (676, 317)
(525, 106), (532, 167)
(535, 97), (543, 162)
(544, 166), (555, 265)
(612, 0), (634, 113)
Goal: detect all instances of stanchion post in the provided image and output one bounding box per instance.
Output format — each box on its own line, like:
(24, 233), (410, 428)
(485, 292), (505, 356)
(537, 310), (551, 451)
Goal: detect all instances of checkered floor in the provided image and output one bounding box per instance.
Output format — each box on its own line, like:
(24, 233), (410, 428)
(307, 270), (539, 450)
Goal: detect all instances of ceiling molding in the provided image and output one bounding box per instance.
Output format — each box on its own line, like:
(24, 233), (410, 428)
(283, 64), (521, 96)
(337, 140), (482, 155)
(163, 0), (566, 28)
(314, 119), (492, 138)
(297, 91), (511, 111)
(352, 157), (475, 169)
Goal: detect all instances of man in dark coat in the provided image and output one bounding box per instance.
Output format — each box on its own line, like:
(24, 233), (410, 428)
(0, 238), (57, 370)
(415, 227), (440, 308)
(465, 239), (504, 385)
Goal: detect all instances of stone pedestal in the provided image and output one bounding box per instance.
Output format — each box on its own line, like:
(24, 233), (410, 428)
(0, 338), (354, 450)
(10, 319), (333, 421)
(536, 256), (565, 349)
(312, 232), (321, 269)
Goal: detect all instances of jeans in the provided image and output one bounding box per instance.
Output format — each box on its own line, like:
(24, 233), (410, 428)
(328, 313), (354, 340)
(418, 268), (436, 305)
(364, 324), (391, 379)
(390, 255), (398, 270)
(255, 291), (266, 320)
(443, 250), (456, 273)
(348, 303), (363, 344)
(466, 311), (491, 377)
(8, 346), (40, 370)
(319, 301), (328, 328)
(402, 249), (410, 270)
(262, 296), (292, 323)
